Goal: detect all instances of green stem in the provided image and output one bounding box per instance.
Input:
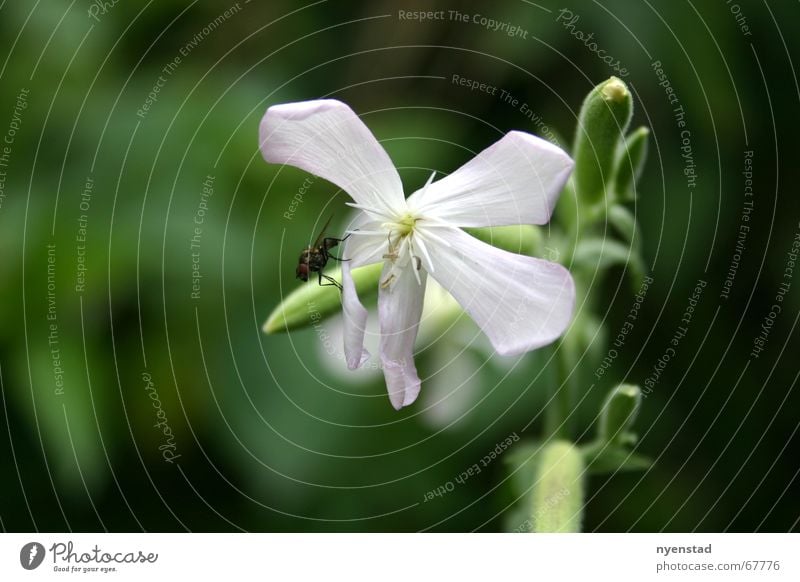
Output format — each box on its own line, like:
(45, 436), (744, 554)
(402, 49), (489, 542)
(544, 342), (575, 440)
(531, 441), (585, 532)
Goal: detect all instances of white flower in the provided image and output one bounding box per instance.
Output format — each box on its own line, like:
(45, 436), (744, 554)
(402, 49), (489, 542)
(260, 100), (575, 410)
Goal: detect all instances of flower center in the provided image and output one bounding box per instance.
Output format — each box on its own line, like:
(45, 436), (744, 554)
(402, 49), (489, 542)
(380, 212), (424, 289)
(394, 212), (417, 235)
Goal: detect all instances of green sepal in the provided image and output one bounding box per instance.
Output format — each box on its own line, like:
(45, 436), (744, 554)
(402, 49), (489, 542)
(262, 263), (382, 334)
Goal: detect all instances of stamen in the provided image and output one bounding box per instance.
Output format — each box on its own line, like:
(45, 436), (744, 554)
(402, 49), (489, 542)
(405, 238), (423, 286)
(414, 234), (435, 273)
(380, 273), (395, 289)
(411, 259), (421, 285)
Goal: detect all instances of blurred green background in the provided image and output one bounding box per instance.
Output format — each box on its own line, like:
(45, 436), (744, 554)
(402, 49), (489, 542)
(0, 0), (798, 532)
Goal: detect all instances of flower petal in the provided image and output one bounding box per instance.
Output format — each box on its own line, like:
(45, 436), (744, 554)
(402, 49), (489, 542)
(341, 258), (370, 370)
(260, 99), (405, 214)
(340, 217), (386, 370)
(407, 131), (573, 227)
(378, 264), (427, 410)
(425, 227), (575, 356)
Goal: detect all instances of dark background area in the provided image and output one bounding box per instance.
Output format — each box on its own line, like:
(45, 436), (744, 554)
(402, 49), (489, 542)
(0, 0), (797, 532)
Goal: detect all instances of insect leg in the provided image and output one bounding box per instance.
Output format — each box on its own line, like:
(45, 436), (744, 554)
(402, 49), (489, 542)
(322, 233), (351, 248)
(324, 233), (352, 261)
(317, 270), (343, 291)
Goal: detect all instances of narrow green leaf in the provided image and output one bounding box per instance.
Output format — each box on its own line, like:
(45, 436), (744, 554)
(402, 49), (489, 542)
(606, 205), (648, 290)
(607, 204), (640, 250)
(573, 237), (633, 271)
(573, 234), (647, 288)
(582, 443), (653, 475)
(613, 126), (649, 201)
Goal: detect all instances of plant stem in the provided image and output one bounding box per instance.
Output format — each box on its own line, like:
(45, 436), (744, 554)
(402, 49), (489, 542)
(531, 440), (585, 532)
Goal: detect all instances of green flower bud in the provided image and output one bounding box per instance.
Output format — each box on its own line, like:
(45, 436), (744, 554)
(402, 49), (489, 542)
(573, 77), (633, 206)
(613, 126), (649, 201)
(262, 263), (382, 334)
(598, 383), (642, 445)
(531, 440), (585, 533)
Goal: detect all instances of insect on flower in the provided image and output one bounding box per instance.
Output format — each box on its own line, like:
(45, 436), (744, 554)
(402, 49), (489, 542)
(261, 99), (576, 410)
(295, 215), (350, 290)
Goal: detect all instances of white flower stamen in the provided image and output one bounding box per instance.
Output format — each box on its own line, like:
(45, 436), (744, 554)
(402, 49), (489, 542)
(413, 233), (435, 273)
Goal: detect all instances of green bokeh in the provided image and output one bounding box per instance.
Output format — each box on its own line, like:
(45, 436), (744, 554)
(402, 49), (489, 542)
(0, 0), (797, 532)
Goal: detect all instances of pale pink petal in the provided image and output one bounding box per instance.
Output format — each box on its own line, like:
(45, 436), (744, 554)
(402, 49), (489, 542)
(423, 227), (575, 355)
(378, 264), (427, 410)
(340, 218), (386, 370)
(341, 258), (370, 370)
(260, 100), (404, 214)
(407, 131), (573, 227)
